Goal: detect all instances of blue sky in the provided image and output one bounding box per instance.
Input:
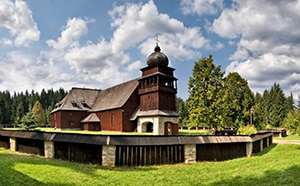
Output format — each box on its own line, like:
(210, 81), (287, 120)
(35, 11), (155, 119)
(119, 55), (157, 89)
(1, 0), (300, 100)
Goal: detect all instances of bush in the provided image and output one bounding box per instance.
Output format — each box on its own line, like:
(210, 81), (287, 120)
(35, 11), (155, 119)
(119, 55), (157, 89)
(20, 112), (38, 130)
(238, 125), (257, 135)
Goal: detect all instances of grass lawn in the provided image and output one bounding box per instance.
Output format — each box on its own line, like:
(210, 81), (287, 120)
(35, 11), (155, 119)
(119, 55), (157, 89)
(274, 134), (300, 141)
(1, 144), (299, 186)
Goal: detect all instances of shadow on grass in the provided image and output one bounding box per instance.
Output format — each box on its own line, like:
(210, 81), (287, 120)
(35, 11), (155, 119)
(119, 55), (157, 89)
(253, 143), (277, 157)
(0, 148), (157, 186)
(211, 165), (300, 186)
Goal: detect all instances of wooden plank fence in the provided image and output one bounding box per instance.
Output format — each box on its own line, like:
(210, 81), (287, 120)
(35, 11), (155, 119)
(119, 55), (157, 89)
(196, 143), (246, 161)
(0, 130), (273, 167)
(115, 145), (184, 166)
(54, 142), (102, 164)
(17, 138), (44, 156)
(0, 135), (9, 149)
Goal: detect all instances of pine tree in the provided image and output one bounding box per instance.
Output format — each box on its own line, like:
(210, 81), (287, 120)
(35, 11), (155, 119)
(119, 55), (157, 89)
(32, 100), (46, 126)
(221, 72), (254, 127)
(186, 55), (225, 129)
(269, 83), (286, 127)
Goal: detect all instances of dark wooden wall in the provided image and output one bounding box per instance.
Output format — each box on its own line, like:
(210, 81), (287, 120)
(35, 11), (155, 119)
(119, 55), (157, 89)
(0, 136), (9, 149)
(17, 138), (44, 156)
(252, 140), (261, 154)
(196, 143), (246, 161)
(96, 109), (122, 131)
(122, 89), (140, 132)
(51, 111), (88, 129)
(54, 142), (102, 164)
(115, 145), (184, 166)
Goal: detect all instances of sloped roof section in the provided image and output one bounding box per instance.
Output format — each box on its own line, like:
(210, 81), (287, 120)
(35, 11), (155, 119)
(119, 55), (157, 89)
(81, 113), (100, 123)
(51, 88), (100, 113)
(91, 79), (139, 112)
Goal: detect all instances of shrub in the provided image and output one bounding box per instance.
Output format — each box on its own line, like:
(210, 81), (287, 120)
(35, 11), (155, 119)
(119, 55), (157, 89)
(20, 112), (38, 130)
(238, 125), (257, 135)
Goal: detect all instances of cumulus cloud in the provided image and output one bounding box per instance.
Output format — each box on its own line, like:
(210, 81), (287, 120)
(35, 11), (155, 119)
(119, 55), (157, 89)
(60, 0), (209, 88)
(109, 0), (208, 59)
(0, 51), (77, 93)
(0, 0), (40, 46)
(180, 0), (223, 16)
(46, 18), (90, 50)
(211, 0), (300, 96)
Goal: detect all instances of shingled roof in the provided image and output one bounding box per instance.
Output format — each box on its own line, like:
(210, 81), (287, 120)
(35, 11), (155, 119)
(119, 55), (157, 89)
(51, 88), (100, 113)
(91, 79), (139, 112)
(51, 79), (139, 113)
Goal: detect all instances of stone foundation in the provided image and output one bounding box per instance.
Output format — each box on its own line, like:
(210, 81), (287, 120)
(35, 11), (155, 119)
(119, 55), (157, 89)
(260, 139), (263, 152)
(9, 137), (16, 151)
(44, 141), (55, 158)
(246, 142), (253, 157)
(102, 145), (116, 167)
(184, 144), (196, 164)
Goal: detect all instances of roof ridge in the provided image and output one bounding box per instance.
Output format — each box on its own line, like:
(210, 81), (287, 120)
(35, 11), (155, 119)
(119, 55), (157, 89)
(102, 78), (139, 91)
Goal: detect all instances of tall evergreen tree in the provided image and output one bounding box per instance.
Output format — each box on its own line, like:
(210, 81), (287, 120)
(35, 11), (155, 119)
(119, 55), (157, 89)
(186, 55), (225, 128)
(221, 72), (254, 127)
(268, 83), (286, 127)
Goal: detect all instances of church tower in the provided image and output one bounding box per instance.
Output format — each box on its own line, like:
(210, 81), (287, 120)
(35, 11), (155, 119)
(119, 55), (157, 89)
(136, 43), (179, 135)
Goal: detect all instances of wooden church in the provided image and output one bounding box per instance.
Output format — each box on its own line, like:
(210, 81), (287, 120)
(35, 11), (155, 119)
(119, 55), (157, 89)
(50, 44), (179, 135)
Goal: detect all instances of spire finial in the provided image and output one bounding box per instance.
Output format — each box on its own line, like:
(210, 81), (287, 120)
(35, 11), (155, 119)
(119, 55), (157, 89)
(155, 34), (160, 47)
(154, 34), (161, 52)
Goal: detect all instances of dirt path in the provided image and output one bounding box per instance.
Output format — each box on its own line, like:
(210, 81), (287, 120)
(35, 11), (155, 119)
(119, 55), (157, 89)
(273, 140), (300, 145)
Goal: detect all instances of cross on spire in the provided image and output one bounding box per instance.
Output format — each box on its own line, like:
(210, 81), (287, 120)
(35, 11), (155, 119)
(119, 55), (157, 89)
(155, 34), (160, 46)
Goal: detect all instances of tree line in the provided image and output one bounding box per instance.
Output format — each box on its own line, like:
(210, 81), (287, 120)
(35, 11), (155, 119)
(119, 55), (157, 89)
(0, 88), (67, 125)
(176, 55), (298, 133)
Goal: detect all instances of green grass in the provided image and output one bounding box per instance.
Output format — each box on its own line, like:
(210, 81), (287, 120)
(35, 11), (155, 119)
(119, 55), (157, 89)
(178, 129), (211, 135)
(1, 144), (300, 186)
(274, 134), (300, 141)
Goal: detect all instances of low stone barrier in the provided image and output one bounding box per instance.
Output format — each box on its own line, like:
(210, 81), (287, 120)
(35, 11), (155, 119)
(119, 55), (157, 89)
(0, 130), (272, 167)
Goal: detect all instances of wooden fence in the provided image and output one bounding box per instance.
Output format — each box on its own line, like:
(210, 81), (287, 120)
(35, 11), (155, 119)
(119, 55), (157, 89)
(115, 145), (184, 166)
(0, 135), (9, 149)
(54, 142), (102, 164)
(196, 143), (246, 161)
(17, 138), (44, 156)
(0, 130), (273, 166)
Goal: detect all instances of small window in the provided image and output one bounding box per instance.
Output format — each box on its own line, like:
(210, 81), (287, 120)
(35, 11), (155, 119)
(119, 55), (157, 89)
(68, 121), (74, 126)
(70, 112), (73, 117)
(111, 114), (114, 125)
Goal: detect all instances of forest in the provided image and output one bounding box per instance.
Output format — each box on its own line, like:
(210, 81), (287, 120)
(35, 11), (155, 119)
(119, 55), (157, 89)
(0, 88), (67, 126)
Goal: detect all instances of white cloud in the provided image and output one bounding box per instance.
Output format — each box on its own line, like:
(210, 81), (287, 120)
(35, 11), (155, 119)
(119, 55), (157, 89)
(1, 38), (13, 46)
(126, 60), (143, 72)
(46, 18), (89, 50)
(0, 0), (40, 46)
(0, 51), (75, 93)
(211, 0), (300, 96)
(180, 0), (223, 16)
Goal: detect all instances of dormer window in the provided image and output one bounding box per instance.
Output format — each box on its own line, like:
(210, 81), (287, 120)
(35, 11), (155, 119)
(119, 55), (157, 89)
(81, 100), (88, 107)
(71, 100), (77, 107)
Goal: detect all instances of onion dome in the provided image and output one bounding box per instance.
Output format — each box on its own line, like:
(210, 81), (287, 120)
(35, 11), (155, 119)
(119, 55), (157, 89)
(146, 45), (169, 67)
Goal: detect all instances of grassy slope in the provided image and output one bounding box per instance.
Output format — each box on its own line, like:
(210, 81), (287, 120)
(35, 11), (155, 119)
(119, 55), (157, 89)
(0, 144), (299, 186)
